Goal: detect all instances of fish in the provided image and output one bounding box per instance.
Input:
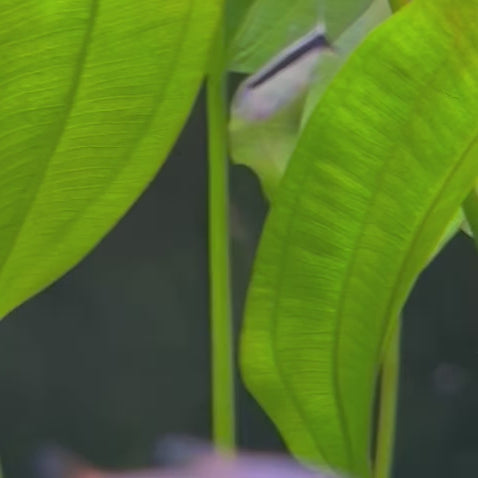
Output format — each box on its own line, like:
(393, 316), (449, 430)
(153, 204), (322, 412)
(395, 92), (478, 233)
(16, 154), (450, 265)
(34, 440), (343, 478)
(231, 24), (334, 122)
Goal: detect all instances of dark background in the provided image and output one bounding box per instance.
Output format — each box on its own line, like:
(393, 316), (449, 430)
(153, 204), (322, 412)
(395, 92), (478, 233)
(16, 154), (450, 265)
(0, 94), (476, 478)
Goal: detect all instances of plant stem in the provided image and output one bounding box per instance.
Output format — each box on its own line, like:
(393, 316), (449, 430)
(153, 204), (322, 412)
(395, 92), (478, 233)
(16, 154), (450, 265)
(374, 320), (401, 478)
(463, 187), (478, 250)
(206, 23), (236, 451)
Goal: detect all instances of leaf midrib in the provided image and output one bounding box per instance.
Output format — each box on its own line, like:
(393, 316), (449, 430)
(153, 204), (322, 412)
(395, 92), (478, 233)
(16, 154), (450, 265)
(266, 39), (462, 477)
(0, 0), (198, 290)
(377, 126), (478, 364)
(0, 0), (100, 273)
(329, 53), (453, 475)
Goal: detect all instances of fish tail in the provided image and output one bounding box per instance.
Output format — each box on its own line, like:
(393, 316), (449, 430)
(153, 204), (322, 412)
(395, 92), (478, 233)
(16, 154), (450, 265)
(33, 445), (95, 478)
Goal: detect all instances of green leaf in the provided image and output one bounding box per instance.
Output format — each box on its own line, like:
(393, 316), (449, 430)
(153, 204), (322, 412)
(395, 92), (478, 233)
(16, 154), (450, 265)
(228, 0), (373, 73)
(302, 0), (391, 122)
(240, 1), (478, 477)
(0, 0), (221, 319)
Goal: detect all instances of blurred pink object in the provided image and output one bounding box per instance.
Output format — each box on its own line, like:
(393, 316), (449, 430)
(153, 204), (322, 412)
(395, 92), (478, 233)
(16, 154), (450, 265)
(38, 441), (342, 478)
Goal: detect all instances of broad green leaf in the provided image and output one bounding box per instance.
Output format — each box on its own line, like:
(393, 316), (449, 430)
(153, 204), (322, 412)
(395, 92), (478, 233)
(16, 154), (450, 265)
(240, 1), (478, 477)
(0, 0), (221, 319)
(228, 0), (373, 73)
(302, 0), (391, 122)
(228, 0), (390, 201)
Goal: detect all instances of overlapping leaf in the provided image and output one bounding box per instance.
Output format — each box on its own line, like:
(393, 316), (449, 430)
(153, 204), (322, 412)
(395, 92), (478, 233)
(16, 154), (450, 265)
(240, 1), (478, 476)
(0, 0), (221, 318)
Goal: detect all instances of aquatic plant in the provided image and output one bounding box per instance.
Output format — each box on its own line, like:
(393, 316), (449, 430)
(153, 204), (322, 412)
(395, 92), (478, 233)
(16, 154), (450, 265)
(0, 0), (477, 477)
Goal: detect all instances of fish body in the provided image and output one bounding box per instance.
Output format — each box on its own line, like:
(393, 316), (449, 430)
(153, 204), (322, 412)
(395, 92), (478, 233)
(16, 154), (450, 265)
(36, 444), (342, 478)
(232, 24), (334, 121)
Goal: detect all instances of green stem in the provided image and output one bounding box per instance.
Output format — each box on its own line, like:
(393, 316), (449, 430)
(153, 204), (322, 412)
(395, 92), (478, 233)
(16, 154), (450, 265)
(374, 320), (401, 478)
(207, 23), (236, 451)
(463, 187), (478, 250)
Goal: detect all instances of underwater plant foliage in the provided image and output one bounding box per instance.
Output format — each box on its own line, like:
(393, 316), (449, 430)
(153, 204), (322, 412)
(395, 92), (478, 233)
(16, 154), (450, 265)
(240, 0), (478, 476)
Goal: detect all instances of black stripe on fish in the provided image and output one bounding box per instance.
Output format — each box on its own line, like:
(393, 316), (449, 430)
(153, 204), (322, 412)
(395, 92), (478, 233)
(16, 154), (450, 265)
(247, 30), (331, 89)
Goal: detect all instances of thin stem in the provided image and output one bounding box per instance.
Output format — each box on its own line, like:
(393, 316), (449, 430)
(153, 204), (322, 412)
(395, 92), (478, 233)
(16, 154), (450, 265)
(207, 22), (236, 451)
(463, 187), (478, 250)
(374, 320), (401, 478)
